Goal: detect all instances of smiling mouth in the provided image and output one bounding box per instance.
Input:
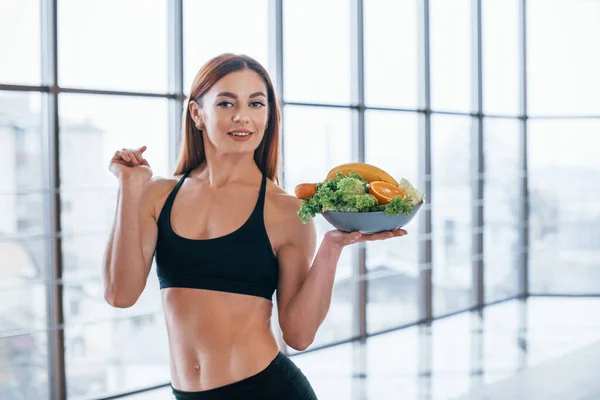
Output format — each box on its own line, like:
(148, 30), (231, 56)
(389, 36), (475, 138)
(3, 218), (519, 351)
(228, 131), (253, 137)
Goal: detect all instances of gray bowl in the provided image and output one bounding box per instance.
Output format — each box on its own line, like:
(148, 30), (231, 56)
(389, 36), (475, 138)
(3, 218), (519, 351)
(321, 202), (423, 234)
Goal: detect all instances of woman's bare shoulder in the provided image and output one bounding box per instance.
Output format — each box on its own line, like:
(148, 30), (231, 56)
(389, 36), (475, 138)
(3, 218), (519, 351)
(142, 175), (182, 218)
(265, 180), (301, 214)
(264, 179), (313, 231)
(264, 180), (316, 254)
(144, 175), (180, 195)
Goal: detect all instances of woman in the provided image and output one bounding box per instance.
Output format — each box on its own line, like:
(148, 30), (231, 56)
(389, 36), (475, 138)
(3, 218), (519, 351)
(103, 54), (407, 399)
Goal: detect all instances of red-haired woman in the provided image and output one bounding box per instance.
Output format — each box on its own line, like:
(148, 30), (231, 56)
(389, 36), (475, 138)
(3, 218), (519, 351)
(103, 53), (406, 399)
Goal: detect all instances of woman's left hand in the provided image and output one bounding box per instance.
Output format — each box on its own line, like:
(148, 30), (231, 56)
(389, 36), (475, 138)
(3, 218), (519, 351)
(324, 228), (407, 250)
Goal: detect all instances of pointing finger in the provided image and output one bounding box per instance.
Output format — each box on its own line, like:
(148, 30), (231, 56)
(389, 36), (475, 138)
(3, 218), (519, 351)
(132, 151), (144, 164)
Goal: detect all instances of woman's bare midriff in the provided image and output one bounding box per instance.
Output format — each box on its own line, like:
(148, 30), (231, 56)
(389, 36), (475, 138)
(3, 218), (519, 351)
(162, 287), (281, 392)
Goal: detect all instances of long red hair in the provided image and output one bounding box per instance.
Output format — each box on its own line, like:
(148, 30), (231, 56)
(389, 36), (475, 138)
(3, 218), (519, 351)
(174, 54), (281, 184)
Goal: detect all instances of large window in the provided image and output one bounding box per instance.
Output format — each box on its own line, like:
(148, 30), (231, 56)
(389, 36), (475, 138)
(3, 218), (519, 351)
(1, 1), (175, 398)
(2, 0), (599, 398)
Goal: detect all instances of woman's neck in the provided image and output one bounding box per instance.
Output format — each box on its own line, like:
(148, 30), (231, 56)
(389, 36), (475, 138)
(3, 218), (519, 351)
(193, 155), (261, 188)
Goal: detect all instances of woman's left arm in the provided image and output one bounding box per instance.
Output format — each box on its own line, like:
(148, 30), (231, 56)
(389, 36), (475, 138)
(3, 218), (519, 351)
(276, 213), (407, 351)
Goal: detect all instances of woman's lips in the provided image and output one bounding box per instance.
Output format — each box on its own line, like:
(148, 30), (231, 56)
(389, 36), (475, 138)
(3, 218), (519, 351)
(228, 131), (253, 141)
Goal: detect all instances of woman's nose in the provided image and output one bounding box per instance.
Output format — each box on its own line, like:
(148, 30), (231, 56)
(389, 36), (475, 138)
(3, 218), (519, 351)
(233, 113), (249, 123)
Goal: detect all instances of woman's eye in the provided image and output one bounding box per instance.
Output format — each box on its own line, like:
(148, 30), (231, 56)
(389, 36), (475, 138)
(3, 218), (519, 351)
(250, 101), (266, 107)
(217, 101), (234, 107)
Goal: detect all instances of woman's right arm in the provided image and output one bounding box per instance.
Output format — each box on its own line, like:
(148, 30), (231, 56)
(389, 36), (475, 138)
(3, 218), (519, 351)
(103, 146), (158, 308)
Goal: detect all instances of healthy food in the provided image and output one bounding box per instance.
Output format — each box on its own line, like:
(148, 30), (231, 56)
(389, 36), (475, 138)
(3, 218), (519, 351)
(295, 163), (425, 224)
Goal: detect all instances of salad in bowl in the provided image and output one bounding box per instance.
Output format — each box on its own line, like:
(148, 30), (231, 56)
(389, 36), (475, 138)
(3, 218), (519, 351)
(294, 163), (425, 234)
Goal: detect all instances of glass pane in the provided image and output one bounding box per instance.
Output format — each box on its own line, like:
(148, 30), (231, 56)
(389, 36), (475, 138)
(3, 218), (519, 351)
(0, 92), (45, 190)
(58, 0), (168, 92)
(0, 238), (48, 286)
(60, 190), (116, 236)
(65, 315), (169, 399)
(430, 0), (474, 113)
(364, 0), (419, 109)
(0, 90), (49, 325)
(431, 114), (473, 316)
(284, 0), (352, 104)
(0, 332), (49, 399)
(529, 119), (600, 293)
(283, 105), (355, 348)
(483, 118), (520, 303)
(0, 193), (46, 237)
(0, 283), (47, 336)
(62, 235), (108, 282)
(183, 0), (270, 92)
(63, 270), (162, 322)
(365, 111), (420, 332)
(528, 0), (600, 115)
(0, 0), (40, 84)
(58, 94), (170, 189)
(282, 106), (353, 191)
(0, 91), (47, 242)
(482, 0), (520, 116)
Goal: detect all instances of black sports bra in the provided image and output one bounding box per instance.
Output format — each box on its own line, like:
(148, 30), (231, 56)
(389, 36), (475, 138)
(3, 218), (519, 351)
(154, 171), (279, 300)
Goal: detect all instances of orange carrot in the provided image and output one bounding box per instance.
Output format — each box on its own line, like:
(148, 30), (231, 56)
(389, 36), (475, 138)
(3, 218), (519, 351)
(294, 183), (318, 200)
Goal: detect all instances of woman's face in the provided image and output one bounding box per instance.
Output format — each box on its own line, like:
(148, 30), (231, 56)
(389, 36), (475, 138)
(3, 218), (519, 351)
(191, 69), (270, 155)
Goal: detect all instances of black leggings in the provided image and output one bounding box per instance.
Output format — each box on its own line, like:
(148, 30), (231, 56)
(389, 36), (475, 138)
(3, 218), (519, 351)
(171, 352), (318, 400)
